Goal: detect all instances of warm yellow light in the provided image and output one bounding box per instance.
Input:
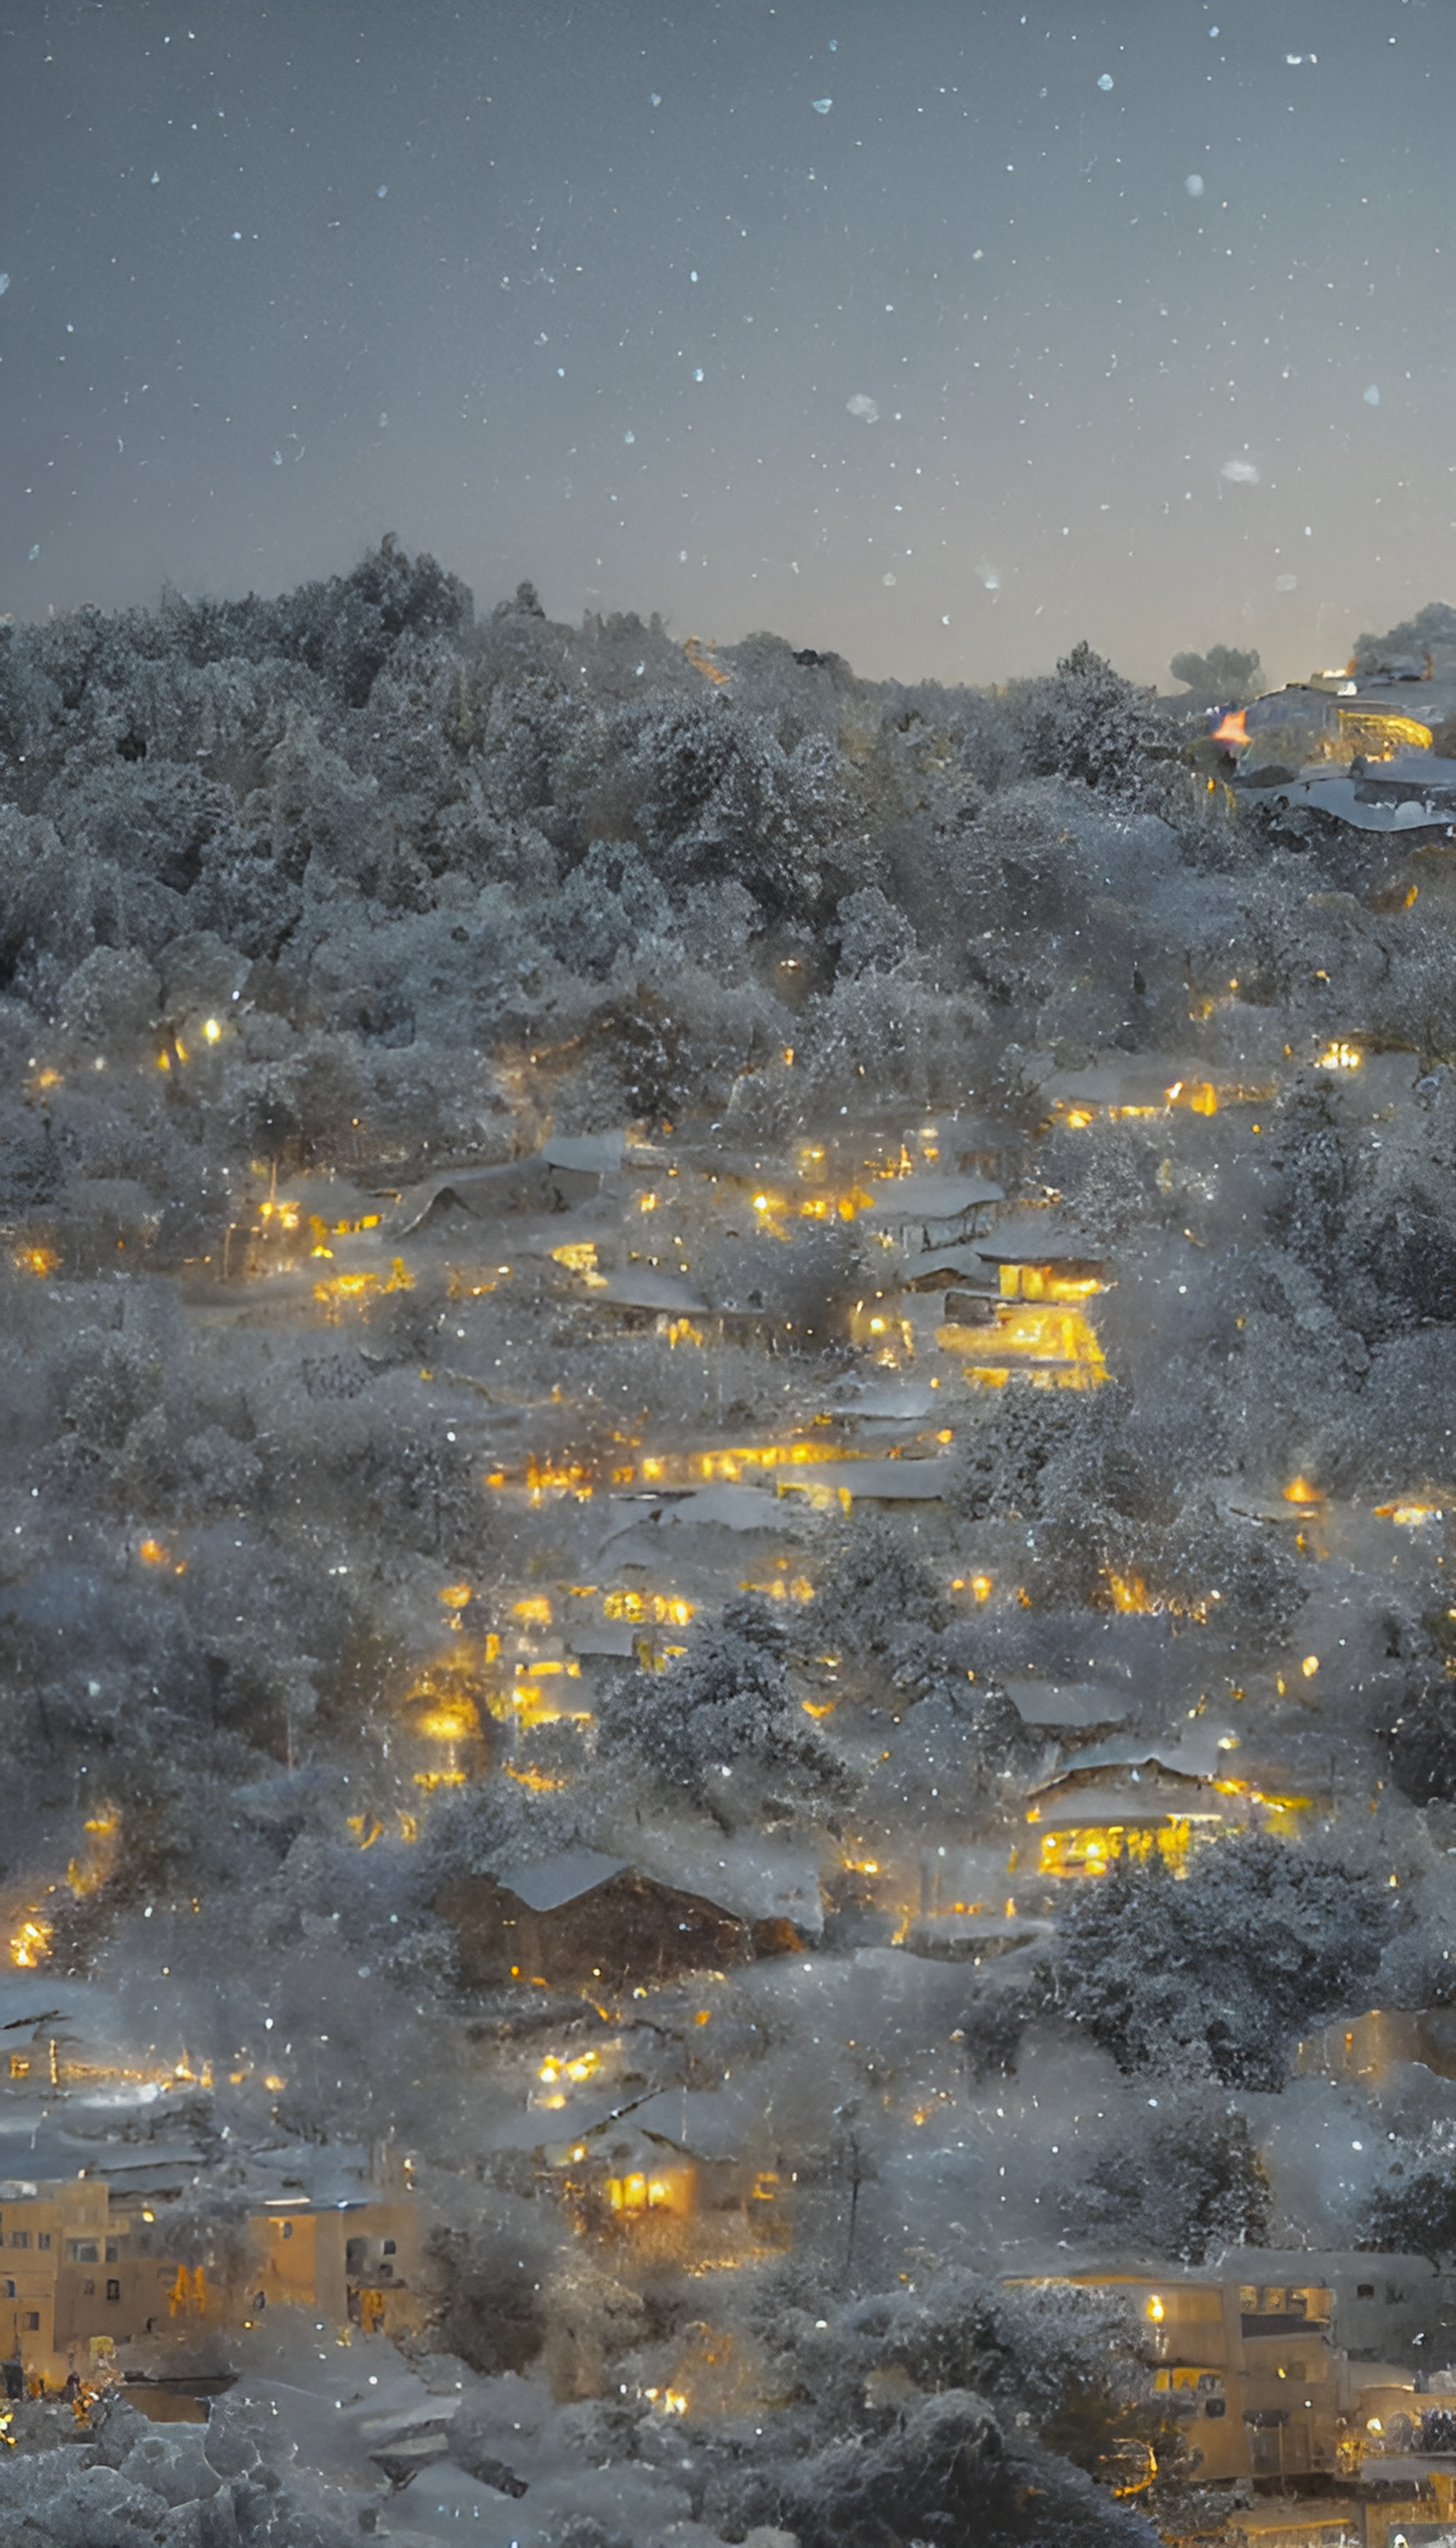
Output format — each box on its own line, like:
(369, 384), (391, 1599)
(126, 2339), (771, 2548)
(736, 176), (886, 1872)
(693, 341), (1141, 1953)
(203, 1017), (222, 1043)
(414, 1704), (480, 1744)
(1284, 1476), (1322, 1505)
(1317, 1042), (1361, 1071)
(9, 1918), (51, 1970)
(441, 1582), (471, 1607)
(1106, 1571), (1156, 1614)
(138, 1537), (169, 1566)
(1147, 2296), (1165, 2323)
(552, 1240), (609, 1287)
(14, 1246), (60, 1278)
(1301, 1655), (1320, 1679)
(513, 1596), (553, 1625)
(1375, 1501), (1444, 1527)
(1168, 1078), (1217, 1114)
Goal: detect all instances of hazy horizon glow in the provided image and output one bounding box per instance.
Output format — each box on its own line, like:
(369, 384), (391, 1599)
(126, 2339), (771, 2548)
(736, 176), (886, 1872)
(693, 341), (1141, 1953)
(1, 0), (1452, 689)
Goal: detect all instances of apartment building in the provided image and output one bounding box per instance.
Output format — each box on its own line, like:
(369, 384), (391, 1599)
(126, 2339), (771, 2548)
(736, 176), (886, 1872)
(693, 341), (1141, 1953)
(0, 2175), (424, 2389)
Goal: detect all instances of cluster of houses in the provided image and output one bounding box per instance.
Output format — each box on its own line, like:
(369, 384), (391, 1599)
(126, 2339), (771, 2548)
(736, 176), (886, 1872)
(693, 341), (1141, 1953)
(14, 1088), (1445, 2547)
(1029, 2249), (1456, 2547)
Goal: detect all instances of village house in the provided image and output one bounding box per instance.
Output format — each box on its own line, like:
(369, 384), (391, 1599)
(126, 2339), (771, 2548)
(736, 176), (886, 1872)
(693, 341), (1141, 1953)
(1012, 2248), (1456, 2522)
(1015, 1763), (1265, 1881)
(895, 1211), (1112, 1386)
(543, 2129), (788, 2276)
(0, 2175), (424, 2393)
(860, 1170), (1005, 1254)
(434, 1843), (808, 1996)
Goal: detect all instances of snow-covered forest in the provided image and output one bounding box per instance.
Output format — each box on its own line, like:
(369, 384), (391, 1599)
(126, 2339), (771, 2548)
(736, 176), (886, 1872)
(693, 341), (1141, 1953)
(0, 542), (1454, 2546)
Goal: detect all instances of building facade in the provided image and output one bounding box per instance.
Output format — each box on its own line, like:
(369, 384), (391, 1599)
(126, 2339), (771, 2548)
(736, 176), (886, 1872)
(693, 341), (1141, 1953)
(0, 2175), (424, 2389)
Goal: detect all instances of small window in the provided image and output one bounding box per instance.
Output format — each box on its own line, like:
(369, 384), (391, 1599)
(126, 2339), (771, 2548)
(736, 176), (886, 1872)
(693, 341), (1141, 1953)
(68, 2241), (99, 2265)
(282, 2222), (293, 2240)
(1357, 2284), (1374, 2299)
(82, 2279), (95, 2297)
(36, 2234), (50, 2252)
(21, 2313), (38, 2333)
(2, 2282), (12, 2301)
(9, 2056), (29, 2079)
(105, 2243), (118, 2264)
(9, 2232), (28, 2249)
(105, 2279), (120, 2303)
(382, 2240), (397, 2257)
(1204, 2398), (1226, 2419)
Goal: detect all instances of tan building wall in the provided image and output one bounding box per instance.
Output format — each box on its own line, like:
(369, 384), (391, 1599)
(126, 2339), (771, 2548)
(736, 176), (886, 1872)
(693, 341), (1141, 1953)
(0, 2180), (424, 2387)
(1012, 2262), (1444, 2493)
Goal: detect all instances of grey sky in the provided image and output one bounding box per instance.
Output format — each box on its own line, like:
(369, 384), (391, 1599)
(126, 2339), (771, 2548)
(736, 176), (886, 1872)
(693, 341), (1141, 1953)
(1, 0), (1451, 687)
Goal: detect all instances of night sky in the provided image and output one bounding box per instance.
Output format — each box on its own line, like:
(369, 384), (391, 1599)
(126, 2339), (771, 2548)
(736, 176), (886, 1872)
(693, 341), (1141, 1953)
(1, 0), (1451, 688)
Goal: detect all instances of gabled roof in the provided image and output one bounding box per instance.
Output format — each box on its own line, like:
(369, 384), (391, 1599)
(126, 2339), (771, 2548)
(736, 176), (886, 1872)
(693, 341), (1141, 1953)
(975, 1213), (1103, 1263)
(594, 1268), (708, 1313)
(1003, 1681), (1131, 1730)
(861, 1172), (1004, 1224)
(542, 1130), (625, 1174)
(1028, 1772), (1231, 1829)
(494, 1847), (630, 1912)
